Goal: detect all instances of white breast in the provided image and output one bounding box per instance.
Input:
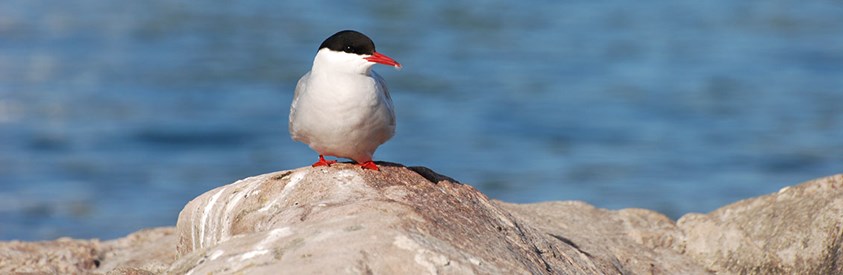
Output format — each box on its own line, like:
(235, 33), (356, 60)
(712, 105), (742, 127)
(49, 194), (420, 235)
(289, 70), (395, 164)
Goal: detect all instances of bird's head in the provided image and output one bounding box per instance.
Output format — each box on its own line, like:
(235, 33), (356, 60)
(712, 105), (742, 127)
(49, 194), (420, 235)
(312, 30), (401, 74)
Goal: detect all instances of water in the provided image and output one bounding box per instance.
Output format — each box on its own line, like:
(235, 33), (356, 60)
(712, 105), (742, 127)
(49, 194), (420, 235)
(1, 1), (842, 241)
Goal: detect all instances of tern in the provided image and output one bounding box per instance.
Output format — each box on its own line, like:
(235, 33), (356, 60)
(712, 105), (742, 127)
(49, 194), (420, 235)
(289, 30), (401, 171)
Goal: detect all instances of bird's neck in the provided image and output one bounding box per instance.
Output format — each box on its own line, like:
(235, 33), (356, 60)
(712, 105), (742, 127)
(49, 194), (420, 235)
(311, 63), (372, 76)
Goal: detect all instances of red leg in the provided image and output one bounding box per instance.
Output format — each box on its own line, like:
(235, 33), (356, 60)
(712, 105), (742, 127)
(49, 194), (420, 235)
(359, 161), (379, 171)
(311, 155), (336, 167)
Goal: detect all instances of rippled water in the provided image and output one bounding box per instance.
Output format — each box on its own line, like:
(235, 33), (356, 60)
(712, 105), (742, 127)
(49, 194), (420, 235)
(1, 1), (842, 240)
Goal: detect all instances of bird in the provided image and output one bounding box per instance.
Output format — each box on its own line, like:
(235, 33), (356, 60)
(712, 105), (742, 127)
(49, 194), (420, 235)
(289, 30), (401, 171)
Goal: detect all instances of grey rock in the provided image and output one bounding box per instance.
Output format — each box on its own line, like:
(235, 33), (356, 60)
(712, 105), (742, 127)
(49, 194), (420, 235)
(678, 174), (843, 274)
(501, 201), (709, 274)
(0, 237), (101, 274)
(170, 163), (609, 274)
(99, 227), (178, 274)
(1, 164), (840, 275)
(0, 227), (175, 274)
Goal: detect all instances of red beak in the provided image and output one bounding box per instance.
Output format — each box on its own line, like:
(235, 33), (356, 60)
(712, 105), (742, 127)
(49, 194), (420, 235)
(364, 52), (401, 68)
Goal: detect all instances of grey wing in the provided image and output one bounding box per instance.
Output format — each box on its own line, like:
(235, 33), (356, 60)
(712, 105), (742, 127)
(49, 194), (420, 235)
(371, 71), (396, 127)
(289, 72), (310, 137)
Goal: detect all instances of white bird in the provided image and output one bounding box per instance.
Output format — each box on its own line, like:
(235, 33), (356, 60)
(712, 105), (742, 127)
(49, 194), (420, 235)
(289, 30), (401, 171)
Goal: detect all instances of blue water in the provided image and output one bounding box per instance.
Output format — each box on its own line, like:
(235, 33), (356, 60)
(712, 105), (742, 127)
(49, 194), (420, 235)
(1, 1), (842, 241)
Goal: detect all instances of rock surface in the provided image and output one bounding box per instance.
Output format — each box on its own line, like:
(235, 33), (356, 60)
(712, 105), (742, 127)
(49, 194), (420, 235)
(0, 227), (176, 274)
(678, 174), (843, 274)
(170, 163), (610, 274)
(0, 164), (840, 274)
(500, 201), (706, 274)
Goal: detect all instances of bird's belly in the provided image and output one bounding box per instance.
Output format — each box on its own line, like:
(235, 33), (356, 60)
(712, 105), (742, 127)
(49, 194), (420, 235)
(291, 94), (394, 159)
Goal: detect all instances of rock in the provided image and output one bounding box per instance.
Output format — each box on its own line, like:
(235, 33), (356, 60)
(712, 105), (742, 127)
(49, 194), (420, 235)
(170, 163), (610, 274)
(501, 201), (709, 274)
(678, 174), (843, 274)
(98, 227), (178, 274)
(0, 227), (175, 274)
(0, 237), (101, 274)
(1, 164), (840, 274)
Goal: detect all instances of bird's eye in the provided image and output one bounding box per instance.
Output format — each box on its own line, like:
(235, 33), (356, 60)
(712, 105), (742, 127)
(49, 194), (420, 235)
(345, 46), (353, 51)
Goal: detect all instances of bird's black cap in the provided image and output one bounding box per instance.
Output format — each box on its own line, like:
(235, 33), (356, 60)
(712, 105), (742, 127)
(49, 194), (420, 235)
(318, 30), (376, 56)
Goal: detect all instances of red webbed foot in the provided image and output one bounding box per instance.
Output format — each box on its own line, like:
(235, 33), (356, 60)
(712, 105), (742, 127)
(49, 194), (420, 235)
(359, 161), (379, 171)
(312, 155), (337, 167)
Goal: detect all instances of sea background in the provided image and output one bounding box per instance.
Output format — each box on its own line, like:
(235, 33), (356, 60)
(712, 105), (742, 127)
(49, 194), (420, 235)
(1, 1), (841, 240)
